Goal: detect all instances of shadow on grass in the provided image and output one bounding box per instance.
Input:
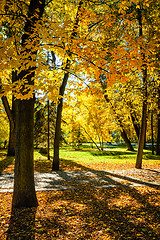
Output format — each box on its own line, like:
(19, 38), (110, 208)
(90, 150), (136, 157)
(7, 207), (37, 240)
(0, 151), (14, 173)
(143, 153), (160, 160)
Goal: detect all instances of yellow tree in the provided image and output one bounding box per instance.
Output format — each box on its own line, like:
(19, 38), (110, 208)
(1, 0), (46, 208)
(63, 85), (116, 150)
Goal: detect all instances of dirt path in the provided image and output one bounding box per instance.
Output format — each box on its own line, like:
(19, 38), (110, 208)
(0, 169), (159, 192)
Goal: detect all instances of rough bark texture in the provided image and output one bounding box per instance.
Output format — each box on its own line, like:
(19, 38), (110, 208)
(12, 98), (38, 208)
(12, 0), (45, 208)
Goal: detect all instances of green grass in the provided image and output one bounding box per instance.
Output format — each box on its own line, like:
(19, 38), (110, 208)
(34, 147), (159, 172)
(0, 147), (159, 173)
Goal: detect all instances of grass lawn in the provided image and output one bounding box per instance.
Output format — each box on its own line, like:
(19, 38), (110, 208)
(0, 146), (159, 239)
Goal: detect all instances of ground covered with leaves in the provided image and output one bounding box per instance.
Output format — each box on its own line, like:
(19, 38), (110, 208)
(0, 148), (159, 239)
(0, 187), (159, 239)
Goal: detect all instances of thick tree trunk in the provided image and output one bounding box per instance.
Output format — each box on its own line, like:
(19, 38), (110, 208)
(12, 0), (45, 208)
(12, 98), (38, 208)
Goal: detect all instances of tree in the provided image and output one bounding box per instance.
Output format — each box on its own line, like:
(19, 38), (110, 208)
(135, 4), (149, 168)
(52, 0), (85, 170)
(11, 0), (45, 208)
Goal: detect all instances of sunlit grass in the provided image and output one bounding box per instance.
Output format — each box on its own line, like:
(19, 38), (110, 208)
(0, 147), (159, 173)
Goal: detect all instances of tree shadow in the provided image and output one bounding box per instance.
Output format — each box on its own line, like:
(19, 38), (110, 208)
(6, 207), (37, 240)
(145, 169), (160, 174)
(4, 153), (159, 239)
(143, 153), (160, 160)
(60, 158), (92, 171)
(34, 157), (52, 173)
(39, 183), (160, 239)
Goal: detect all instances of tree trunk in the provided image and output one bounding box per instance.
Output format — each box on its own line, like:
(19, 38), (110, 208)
(156, 85), (160, 155)
(135, 95), (147, 168)
(52, 70), (69, 171)
(135, 6), (148, 169)
(47, 100), (50, 160)
(52, 98), (63, 170)
(151, 110), (154, 155)
(130, 111), (140, 139)
(120, 129), (134, 151)
(12, 98), (38, 208)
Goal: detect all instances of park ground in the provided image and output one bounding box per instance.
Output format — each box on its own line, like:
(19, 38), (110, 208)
(0, 146), (159, 239)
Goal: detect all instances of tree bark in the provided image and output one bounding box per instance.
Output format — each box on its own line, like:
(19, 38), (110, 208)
(135, 87), (147, 168)
(12, 98), (38, 208)
(12, 0), (45, 208)
(130, 112), (140, 139)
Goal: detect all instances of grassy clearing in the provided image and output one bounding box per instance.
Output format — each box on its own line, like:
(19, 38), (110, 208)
(0, 147), (159, 173)
(34, 147), (160, 173)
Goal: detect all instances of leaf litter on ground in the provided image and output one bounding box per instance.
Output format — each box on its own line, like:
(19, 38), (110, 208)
(0, 148), (159, 239)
